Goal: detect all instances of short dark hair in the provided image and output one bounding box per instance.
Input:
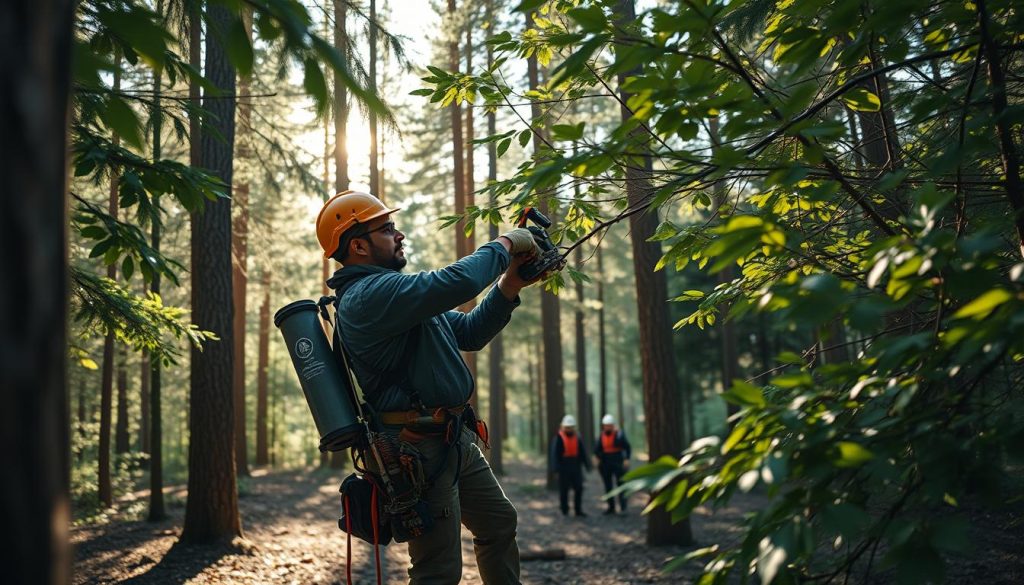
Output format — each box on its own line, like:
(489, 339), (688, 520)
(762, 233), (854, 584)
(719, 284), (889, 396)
(331, 224), (371, 263)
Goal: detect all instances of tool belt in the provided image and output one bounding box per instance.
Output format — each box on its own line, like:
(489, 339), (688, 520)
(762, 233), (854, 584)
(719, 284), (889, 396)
(379, 403), (489, 447)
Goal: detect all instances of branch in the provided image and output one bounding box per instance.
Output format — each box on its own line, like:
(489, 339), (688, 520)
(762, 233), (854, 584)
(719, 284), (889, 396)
(977, 0), (1024, 259)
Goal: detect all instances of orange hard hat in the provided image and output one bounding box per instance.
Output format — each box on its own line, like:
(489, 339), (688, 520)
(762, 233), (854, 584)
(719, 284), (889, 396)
(316, 190), (400, 259)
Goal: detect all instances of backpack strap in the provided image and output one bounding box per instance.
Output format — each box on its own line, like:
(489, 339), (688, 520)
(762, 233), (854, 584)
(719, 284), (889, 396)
(325, 292), (428, 413)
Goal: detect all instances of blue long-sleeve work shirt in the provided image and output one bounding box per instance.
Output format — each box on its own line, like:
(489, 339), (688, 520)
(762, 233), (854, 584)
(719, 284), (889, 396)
(326, 241), (520, 413)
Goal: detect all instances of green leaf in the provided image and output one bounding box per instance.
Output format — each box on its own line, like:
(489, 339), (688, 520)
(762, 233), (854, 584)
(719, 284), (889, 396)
(122, 255), (135, 281)
(497, 137), (512, 157)
(80, 226), (108, 240)
(722, 380), (765, 407)
(518, 129), (532, 148)
(568, 6), (607, 32)
(102, 96), (143, 149)
(226, 16), (254, 77)
(551, 123), (584, 141)
(514, 0), (546, 13)
(841, 88), (881, 112)
(952, 288), (1013, 320)
(833, 441), (874, 468)
(303, 58), (328, 104)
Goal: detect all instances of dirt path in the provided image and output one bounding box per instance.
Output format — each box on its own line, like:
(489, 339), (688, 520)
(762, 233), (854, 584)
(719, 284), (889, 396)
(72, 456), (757, 584)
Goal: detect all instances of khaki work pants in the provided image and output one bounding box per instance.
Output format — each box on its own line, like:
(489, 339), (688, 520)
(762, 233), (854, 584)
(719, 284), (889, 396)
(402, 427), (521, 585)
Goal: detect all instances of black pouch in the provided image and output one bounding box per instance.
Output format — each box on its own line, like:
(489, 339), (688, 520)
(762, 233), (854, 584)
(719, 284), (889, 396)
(391, 498), (434, 543)
(338, 473), (393, 546)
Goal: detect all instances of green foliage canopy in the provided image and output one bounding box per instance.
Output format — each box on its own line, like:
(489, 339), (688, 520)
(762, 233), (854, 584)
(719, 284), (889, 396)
(420, 0), (1024, 581)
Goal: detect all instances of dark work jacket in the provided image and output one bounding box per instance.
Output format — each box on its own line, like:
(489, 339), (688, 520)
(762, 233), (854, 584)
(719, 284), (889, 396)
(549, 432), (591, 473)
(593, 429), (631, 466)
(327, 242), (520, 413)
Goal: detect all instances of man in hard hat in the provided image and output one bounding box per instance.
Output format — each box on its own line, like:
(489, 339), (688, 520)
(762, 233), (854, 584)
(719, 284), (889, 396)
(593, 414), (632, 515)
(549, 414), (592, 517)
(317, 190), (546, 585)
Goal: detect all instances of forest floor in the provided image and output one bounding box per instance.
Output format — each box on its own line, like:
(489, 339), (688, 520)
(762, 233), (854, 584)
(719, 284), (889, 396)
(72, 456), (1024, 584)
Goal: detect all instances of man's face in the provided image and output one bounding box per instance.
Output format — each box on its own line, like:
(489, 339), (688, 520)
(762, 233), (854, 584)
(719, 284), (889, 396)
(602, 424), (614, 433)
(363, 215), (407, 271)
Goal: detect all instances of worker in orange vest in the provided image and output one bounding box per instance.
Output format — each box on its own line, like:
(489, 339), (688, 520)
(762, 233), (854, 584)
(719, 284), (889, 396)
(549, 414), (592, 517)
(593, 414), (632, 514)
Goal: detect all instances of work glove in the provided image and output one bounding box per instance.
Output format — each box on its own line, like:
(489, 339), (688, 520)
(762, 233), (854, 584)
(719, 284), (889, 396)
(501, 227), (541, 255)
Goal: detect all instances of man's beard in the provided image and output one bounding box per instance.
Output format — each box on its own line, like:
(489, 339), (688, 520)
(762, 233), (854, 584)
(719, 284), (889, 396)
(370, 241), (407, 271)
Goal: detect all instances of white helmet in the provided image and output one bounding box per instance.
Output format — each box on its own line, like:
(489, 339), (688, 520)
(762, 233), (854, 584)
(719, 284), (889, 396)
(601, 414), (615, 426)
(560, 414), (577, 427)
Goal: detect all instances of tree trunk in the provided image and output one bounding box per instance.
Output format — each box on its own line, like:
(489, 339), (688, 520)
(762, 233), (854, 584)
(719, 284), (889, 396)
(256, 270), (271, 466)
(140, 352), (150, 457)
(270, 357), (280, 467)
(463, 17), (478, 390)
(368, 0), (380, 196)
(709, 117), (739, 424)
(231, 10), (254, 479)
(98, 53), (123, 507)
(148, 172), (166, 520)
(527, 354), (536, 452)
(77, 379), (87, 464)
(535, 337), (547, 456)
(333, 0), (349, 193)
(115, 348), (130, 455)
(485, 8), (504, 473)
(181, 1), (242, 544)
(449, 0), (466, 264)
(330, 0), (352, 471)
(597, 245), (608, 420)
(574, 245), (590, 444)
(0, 0), (74, 580)
(524, 11), (565, 487)
(615, 351), (624, 432)
(614, 0), (691, 546)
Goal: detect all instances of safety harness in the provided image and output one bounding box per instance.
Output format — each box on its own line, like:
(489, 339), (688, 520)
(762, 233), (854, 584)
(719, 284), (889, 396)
(318, 289), (490, 585)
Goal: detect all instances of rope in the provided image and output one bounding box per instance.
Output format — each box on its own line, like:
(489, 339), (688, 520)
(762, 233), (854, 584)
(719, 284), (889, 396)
(344, 496), (353, 585)
(372, 486), (382, 585)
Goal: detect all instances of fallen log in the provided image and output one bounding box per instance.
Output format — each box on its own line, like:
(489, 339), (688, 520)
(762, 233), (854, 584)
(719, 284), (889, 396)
(519, 548), (567, 561)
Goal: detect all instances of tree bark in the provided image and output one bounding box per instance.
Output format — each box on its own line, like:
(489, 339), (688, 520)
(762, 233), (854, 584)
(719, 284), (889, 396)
(450, 0), (466, 263)
(525, 11), (565, 489)
(333, 0), (349, 194)
(597, 245), (608, 420)
(320, 48), (332, 471)
(485, 2), (504, 474)
(574, 243), (590, 444)
(140, 352), (150, 456)
(535, 336), (546, 456)
(369, 0), (380, 196)
(77, 379), (87, 464)
(329, 0), (352, 471)
(615, 0), (692, 547)
(98, 53), (123, 507)
(0, 0), (74, 580)
(977, 0), (1024, 257)
(181, 1), (243, 544)
(255, 270), (271, 466)
(463, 16), (478, 389)
(231, 8), (254, 478)
(148, 174), (166, 520)
(615, 352), (624, 434)
(708, 117), (739, 424)
(115, 348), (130, 454)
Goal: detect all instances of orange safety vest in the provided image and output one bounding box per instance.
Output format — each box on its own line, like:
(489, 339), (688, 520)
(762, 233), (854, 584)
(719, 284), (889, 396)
(559, 430), (579, 458)
(600, 430), (622, 453)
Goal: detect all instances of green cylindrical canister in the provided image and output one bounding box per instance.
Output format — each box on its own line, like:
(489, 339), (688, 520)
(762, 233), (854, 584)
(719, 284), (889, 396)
(274, 299), (362, 451)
